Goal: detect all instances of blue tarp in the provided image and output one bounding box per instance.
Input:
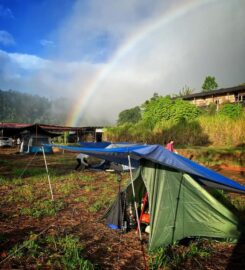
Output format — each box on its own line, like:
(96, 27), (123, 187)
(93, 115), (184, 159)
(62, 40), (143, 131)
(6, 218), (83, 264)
(50, 144), (245, 193)
(78, 142), (111, 148)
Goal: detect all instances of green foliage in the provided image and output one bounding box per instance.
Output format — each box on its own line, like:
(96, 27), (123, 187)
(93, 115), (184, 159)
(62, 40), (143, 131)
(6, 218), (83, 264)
(88, 197), (112, 213)
(81, 175), (95, 182)
(57, 182), (79, 196)
(12, 233), (94, 270)
(218, 103), (243, 119)
(149, 240), (211, 269)
(0, 89), (72, 125)
(57, 235), (94, 270)
(12, 168), (47, 178)
(170, 99), (201, 122)
(142, 96), (201, 128)
(117, 106), (142, 124)
(202, 75), (218, 91)
(20, 200), (65, 218)
(142, 96), (173, 128)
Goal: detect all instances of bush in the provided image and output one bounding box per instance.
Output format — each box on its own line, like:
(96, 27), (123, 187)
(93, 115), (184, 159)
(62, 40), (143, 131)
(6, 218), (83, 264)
(219, 103), (243, 119)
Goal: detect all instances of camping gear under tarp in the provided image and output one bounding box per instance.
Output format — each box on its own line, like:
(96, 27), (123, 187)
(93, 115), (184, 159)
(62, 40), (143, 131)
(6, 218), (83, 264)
(49, 143), (245, 249)
(50, 144), (245, 193)
(105, 160), (244, 250)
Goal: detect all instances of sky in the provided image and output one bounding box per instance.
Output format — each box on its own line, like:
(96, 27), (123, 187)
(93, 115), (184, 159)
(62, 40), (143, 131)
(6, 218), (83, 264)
(0, 0), (245, 125)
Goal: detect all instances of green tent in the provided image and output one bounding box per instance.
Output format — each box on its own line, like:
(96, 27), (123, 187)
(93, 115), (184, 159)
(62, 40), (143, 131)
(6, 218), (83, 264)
(106, 160), (244, 250)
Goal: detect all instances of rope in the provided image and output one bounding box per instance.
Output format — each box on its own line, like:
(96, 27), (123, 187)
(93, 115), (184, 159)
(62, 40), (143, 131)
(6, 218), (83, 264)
(18, 151), (38, 179)
(0, 223), (56, 266)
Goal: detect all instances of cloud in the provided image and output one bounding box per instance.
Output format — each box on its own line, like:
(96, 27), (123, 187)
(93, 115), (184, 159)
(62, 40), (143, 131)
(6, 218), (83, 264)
(60, 0), (245, 124)
(7, 51), (49, 70)
(0, 49), (99, 98)
(0, 30), (15, 46)
(54, 0), (170, 61)
(1, 0), (245, 125)
(40, 39), (55, 48)
(0, 5), (14, 19)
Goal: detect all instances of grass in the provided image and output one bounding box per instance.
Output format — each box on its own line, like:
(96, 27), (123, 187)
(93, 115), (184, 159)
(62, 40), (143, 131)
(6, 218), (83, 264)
(20, 200), (65, 218)
(105, 113), (245, 147)
(88, 195), (113, 213)
(11, 233), (94, 270)
(56, 182), (80, 196)
(73, 196), (89, 203)
(12, 168), (47, 178)
(1, 149), (244, 269)
(80, 175), (95, 183)
(149, 239), (212, 269)
(8, 185), (35, 203)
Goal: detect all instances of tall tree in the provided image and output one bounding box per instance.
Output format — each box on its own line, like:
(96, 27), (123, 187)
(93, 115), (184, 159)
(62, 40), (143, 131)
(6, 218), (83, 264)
(117, 106), (142, 125)
(202, 76), (218, 92)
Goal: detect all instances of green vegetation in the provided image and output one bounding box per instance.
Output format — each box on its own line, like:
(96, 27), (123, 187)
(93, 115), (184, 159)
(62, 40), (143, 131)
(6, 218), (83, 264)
(105, 93), (245, 147)
(0, 150), (244, 269)
(202, 75), (218, 91)
(117, 106), (142, 124)
(0, 89), (71, 124)
(142, 96), (201, 128)
(20, 200), (65, 218)
(219, 103), (243, 119)
(11, 233), (94, 270)
(88, 197), (112, 213)
(149, 240), (212, 269)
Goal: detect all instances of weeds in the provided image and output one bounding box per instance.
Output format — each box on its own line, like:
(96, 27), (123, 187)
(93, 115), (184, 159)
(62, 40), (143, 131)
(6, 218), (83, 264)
(88, 197), (112, 213)
(12, 168), (47, 178)
(11, 233), (94, 269)
(105, 113), (245, 147)
(0, 177), (24, 186)
(0, 177), (8, 185)
(84, 185), (95, 192)
(20, 200), (65, 218)
(149, 239), (212, 269)
(231, 197), (245, 212)
(56, 182), (80, 196)
(7, 185), (35, 203)
(81, 175), (94, 183)
(74, 196), (89, 203)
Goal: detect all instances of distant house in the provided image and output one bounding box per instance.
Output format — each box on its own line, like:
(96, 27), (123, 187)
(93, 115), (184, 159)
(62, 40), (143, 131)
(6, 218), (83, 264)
(182, 85), (245, 109)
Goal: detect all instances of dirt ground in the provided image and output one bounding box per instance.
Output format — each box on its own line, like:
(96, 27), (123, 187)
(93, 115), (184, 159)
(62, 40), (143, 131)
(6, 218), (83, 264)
(0, 147), (245, 270)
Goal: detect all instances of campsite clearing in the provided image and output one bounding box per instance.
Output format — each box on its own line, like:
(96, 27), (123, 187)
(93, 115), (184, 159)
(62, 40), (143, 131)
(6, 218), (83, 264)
(0, 147), (245, 269)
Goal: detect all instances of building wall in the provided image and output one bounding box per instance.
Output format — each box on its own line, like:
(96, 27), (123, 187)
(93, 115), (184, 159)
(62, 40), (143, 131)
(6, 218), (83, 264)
(190, 92), (245, 107)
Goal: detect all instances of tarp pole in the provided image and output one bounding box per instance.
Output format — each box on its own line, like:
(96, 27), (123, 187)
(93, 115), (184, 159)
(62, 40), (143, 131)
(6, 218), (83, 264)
(128, 155), (142, 241)
(42, 146), (54, 201)
(171, 173), (184, 244)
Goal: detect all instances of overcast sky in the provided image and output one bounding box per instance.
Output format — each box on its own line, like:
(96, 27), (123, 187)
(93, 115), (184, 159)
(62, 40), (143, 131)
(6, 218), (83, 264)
(0, 0), (245, 125)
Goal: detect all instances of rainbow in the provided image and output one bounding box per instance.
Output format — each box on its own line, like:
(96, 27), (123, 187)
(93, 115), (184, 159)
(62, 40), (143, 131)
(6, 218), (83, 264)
(66, 0), (214, 127)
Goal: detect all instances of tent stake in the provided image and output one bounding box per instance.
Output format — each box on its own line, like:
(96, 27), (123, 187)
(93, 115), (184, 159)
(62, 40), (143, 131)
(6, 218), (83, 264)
(42, 146), (54, 201)
(128, 155), (142, 241)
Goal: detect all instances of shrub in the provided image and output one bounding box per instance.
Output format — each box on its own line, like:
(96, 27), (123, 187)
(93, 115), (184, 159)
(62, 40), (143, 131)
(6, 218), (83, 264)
(219, 103), (243, 119)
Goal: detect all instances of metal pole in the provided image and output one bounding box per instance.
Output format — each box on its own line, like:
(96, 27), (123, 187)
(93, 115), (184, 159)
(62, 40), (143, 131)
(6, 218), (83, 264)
(128, 155), (142, 241)
(42, 146), (54, 201)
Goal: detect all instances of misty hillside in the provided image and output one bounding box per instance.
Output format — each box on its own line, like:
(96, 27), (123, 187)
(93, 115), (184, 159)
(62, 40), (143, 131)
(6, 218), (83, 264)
(0, 89), (71, 125)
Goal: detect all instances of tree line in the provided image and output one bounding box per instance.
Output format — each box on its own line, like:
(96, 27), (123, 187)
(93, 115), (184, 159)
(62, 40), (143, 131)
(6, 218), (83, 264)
(0, 89), (71, 124)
